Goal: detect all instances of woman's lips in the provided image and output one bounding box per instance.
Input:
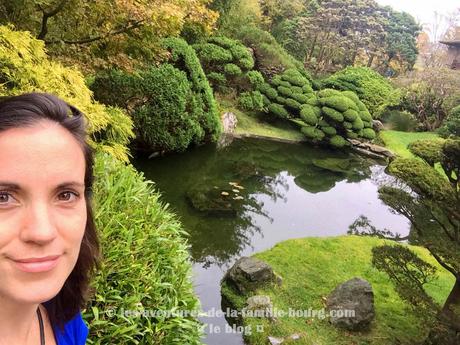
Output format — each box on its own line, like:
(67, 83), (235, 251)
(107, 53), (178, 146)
(12, 255), (61, 273)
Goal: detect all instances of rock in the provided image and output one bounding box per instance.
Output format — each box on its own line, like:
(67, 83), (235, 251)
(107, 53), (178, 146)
(222, 112), (238, 134)
(372, 120), (385, 132)
(222, 257), (282, 295)
(326, 277), (375, 331)
(244, 295), (274, 320)
(186, 186), (239, 216)
(268, 336), (284, 345)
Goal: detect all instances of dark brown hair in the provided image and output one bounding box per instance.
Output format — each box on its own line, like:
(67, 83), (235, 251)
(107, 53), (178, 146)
(0, 93), (100, 330)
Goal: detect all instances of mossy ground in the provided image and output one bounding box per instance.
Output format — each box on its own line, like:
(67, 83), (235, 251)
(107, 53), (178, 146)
(217, 94), (305, 142)
(222, 236), (453, 345)
(379, 130), (439, 158)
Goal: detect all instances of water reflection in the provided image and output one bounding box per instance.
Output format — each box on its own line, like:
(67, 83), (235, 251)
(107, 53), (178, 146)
(131, 137), (410, 345)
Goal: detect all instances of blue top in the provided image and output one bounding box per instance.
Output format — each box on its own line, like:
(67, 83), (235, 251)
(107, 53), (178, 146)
(52, 311), (88, 345)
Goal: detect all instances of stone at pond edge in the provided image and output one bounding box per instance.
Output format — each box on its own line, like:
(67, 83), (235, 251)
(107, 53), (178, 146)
(222, 257), (282, 295)
(326, 277), (375, 331)
(244, 295), (275, 321)
(372, 120), (385, 132)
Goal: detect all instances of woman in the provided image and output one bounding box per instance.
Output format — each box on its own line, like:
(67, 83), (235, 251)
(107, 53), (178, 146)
(0, 93), (99, 344)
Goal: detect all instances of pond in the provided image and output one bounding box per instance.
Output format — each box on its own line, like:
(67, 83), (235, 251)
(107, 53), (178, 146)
(131, 137), (410, 345)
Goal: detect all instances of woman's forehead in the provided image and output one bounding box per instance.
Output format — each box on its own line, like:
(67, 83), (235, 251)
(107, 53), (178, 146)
(0, 122), (85, 186)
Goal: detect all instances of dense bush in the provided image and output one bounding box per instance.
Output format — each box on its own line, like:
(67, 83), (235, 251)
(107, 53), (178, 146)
(259, 67), (376, 149)
(439, 105), (460, 138)
(238, 91), (264, 111)
(86, 152), (203, 344)
(381, 110), (417, 132)
(93, 38), (221, 152)
(0, 25), (134, 161)
(322, 67), (400, 118)
(394, 68), (460, 131)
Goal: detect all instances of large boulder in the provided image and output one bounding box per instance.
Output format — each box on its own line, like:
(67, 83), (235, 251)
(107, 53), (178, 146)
(326, 277), (375, 331)
(222, 257), (282, 294)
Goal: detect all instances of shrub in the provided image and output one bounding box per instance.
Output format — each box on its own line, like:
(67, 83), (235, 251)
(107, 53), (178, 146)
(317, 88), (341, 98)
(281, 69), (310, 87)
(224, 63), (242, 76)
(330, 135), (348, 148)
(291, 93), (309, 104)
(301, 126), (325, 140)
(284, 98), (302, 110)
(343, 109), (358, 122)
(323, 66), (400, 118)
(343, 121), (353, 129)
(352, 116), (364, 130)
(207, 72), (227, 86)
(291, 85), (303, 94)
(439, 105), (460, 138)
(192, 42), (233, 64)
(322, 96), (357, 112)
(268, 103), (289, 118)
(277, 85), (293, 98)
(276, 96), (286, 104)
(322, 106), (344, 122)
(238, 57), (255, 70)
(322, 126), (337, 136)
(162, 37), (221, 140)
(87, 152), (203, 344)
(306, 97), (319, 106)
(0, 25), (134, 161)
(381, 110), (417, 132)
(300, 105), (318, 126)
(238, 90), (264, 111)
(302, 84), (314, 94)
(246, 70), (264, 88)
(362, 128), (376, 140)
(359, 110), (373, 122)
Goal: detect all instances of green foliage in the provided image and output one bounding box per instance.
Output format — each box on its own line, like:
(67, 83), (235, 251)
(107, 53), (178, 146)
(224, 63), (243, 76)
(246, 70), (264, 88)
(275, 96), (286, 105)
(323, 67), (400, 118)
(322, 126), (337, 136)
(322, 96), (357, 112)
(299, 105), (318, 126)
(343, 109), (358, 122)
(362, 128), (376, 140)
(193, 43), (233, 64)
(408, 139), (446, 167)
(284, 98), (301, 110)
(238, 91), (264, 111)
(372, 245), (437, 311)
(301, 126), (324, 140)
(317, 88), (341, 98)
(395, 68), (460, 131)
(381, 110), (417, 132)
(268, 103), (289, 118)
(0, 25), (134, 161)
(439, 105), (460, 138)
(329, 135), (348, 148)
(322, 106), (344, 122)
(207, 72), (227, 86)
(290, 93), (309, 104)
(280, 68), (310, 87)
(277, 85), (293, 98)
(352, 116), (364, 130)
(86, 152), (203, 344)
(161, 37), (222, 141)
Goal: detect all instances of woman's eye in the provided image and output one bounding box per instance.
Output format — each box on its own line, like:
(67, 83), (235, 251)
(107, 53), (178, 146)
(0, 192), (12, 203)
(58, 191), (79, 202)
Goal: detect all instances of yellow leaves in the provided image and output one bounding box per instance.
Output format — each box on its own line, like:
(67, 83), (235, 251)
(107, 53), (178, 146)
(0, 25), (134, 162)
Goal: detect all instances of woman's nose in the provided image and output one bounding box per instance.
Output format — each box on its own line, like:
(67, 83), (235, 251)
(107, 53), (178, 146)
(19, 201), (57, 244)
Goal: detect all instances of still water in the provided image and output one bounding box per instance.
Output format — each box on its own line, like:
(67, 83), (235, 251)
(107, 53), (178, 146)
(131, 137), (410, 345)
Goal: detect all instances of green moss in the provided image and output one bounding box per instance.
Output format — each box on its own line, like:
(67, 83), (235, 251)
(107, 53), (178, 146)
(322, 106), (344, 122)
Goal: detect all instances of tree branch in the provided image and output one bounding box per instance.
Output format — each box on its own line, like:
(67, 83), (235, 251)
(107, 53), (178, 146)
(45, 19), (145, 45)
(37, 0), (68, 40)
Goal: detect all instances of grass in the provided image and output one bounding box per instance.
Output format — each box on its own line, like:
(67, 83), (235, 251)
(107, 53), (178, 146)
(222, 236), (454, 345)
(217, 94), (305, 142)
(379, 130), (439, 158)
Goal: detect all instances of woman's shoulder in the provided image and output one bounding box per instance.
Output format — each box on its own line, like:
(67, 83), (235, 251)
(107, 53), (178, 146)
(53, 311), (89, 345)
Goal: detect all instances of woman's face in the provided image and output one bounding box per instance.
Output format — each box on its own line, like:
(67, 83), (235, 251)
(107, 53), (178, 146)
(0, 120), (87, 305)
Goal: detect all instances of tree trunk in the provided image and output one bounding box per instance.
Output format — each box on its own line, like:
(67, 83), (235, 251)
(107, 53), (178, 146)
(425, 278), (460, 345)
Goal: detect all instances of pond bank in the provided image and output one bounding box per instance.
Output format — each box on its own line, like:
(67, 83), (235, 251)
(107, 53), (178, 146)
(222, 235), (453, 345)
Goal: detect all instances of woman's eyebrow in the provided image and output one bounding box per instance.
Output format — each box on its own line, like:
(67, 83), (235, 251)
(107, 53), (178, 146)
(0, 181), (85, 190)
